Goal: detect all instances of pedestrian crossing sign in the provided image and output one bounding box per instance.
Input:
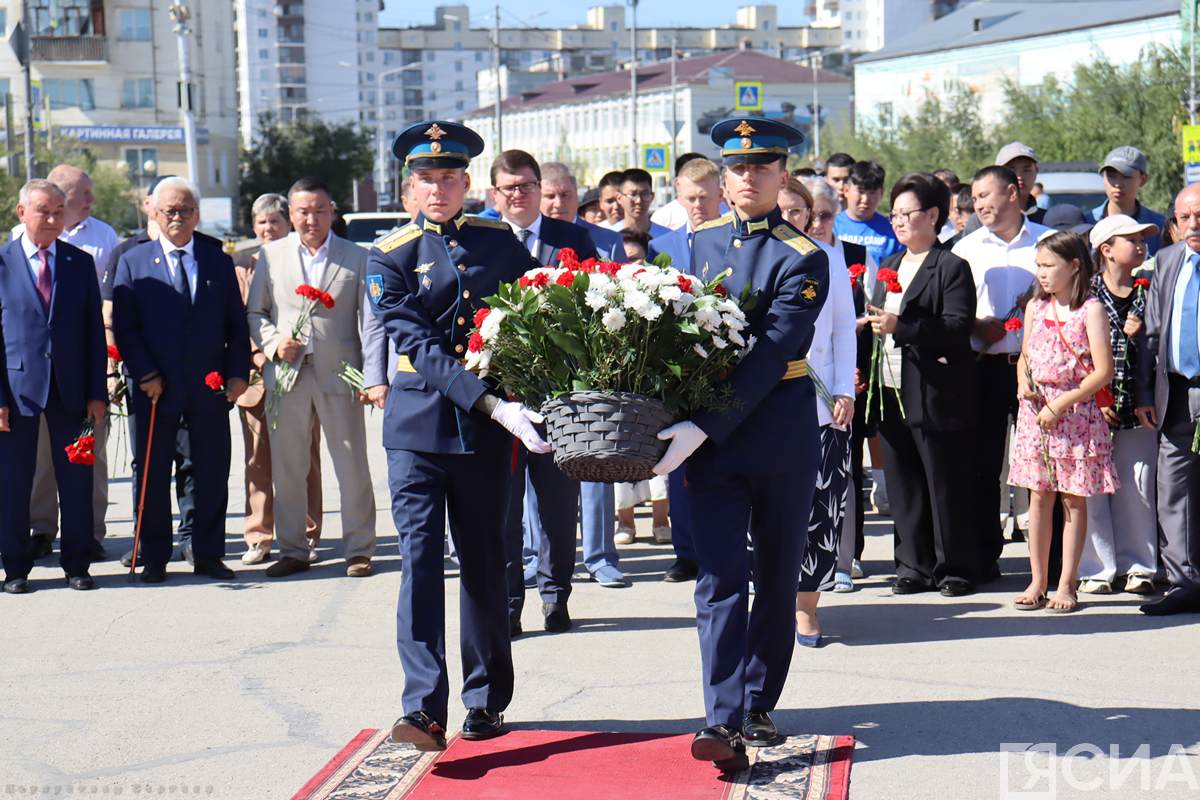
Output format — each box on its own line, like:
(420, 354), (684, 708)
(1183, 124), (1200, 163)
(735, 81), (763, 111)
(642, 144), (668, 172)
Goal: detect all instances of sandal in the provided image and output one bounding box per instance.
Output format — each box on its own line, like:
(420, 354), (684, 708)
(1013, 593), (1047, 611)
(1046, 593), (1079, 614)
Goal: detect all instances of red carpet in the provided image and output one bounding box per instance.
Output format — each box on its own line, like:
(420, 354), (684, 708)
(294, 728), (854, 799)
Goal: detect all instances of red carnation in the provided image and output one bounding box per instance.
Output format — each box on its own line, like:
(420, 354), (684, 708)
(599, 262), (620, 277)
(556, 271), (575, 288)
(714, 283), (729, 297)
(318, 291), (335, 309)
(848, 263), (866, 279)
(876, 268), (899, 284)
(558, 248), (579, 268)
(887, 281), (902, 293)
(107, 344), (122, 362)
(467, 332), (484, 353)
(518, 276), (532, 288)
(677, 275), (695, 294)
(79, 435), (96, 449)
(77, 450), (95, 466)
(531, 272), (550, 288)
(296, 284), (319, 301)
(579, 257), (598, 273)
(473, 307), (491, 327)
(1134, 277), (1151, 290)
(1004, 316), (1023, 333)
(204, 371), (224, 391)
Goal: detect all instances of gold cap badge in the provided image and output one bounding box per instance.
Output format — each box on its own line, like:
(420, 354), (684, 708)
(425, 123), (447, 140)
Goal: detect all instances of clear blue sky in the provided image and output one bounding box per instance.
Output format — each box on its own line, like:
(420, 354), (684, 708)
(383, 1), (813, 30)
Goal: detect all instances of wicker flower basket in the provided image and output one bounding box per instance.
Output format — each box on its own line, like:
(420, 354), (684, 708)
(541, 391), (676, 483)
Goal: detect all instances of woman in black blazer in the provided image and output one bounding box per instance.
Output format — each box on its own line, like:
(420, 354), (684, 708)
(864, 173), (979, 596)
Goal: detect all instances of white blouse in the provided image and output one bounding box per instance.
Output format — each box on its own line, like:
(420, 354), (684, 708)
(806, 239), (858, 428)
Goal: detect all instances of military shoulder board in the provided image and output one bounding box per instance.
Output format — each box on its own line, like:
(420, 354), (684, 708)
(695, 212), (734, 232)
(376, 223), (421, 254)
(465, 216), (511, 231)
(771, 225), (818, 255)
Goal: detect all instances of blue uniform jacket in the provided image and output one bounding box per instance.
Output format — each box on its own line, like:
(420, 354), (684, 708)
(576, 217), (623, 262)
(648, 226), (695, 274)
(0, 238), (106, 417)
(535, 216), (598, 266)
(366, 211), (539, 454)
(110, 237), (251, 413)
(688, 208), (829, 471)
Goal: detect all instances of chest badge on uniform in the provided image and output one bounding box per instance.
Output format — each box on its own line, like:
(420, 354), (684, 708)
(702, 261), (709, 277)
(414, 261), (434, 275)
(801, 278), (820, 303)
(367, 274), (384, 305)
(422, 276), (433, 288)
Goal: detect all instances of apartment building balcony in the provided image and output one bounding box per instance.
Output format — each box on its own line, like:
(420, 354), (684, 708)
(30, 35), (108, 62)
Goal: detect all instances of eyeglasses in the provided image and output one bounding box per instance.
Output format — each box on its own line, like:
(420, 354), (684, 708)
(158, 207), (195, 219)
(810, 211), (835, 223)
(621, 190), (654, 201)
(888, 208), (927, 224)
(493, 181), (540, 197)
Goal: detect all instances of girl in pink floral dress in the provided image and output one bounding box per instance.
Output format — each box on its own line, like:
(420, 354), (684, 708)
(1010, 232), (1117, 613)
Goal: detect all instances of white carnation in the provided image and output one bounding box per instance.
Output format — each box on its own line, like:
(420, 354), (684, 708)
(588, 273), (614, 295)
(623, 288), (653, 311)
(601, 308), (627, 332)
(479, 309), (506, 342)
(657, 285), (682, 302)
(727, 328), (745, 347)
(585, 289), (609, 311)
(717, 298), (740, 314)
(693, 342), (710, 359)
(635, 301), (663, 321)
(722, 312), (747, 331)
(617, 263), (642, 281)
(711, 335), (729, 349)
(695, 305), (723, 331)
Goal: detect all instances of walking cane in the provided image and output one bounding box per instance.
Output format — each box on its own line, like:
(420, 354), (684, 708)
(128, 397), (159, 580)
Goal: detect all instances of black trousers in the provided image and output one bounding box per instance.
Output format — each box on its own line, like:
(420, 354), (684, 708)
(849, 413), (867, 560)
(972, 356), (1018, 574)
(503, 448), (579, 617)
(127, 412), (196, 541)
(878, 389), (977, 586)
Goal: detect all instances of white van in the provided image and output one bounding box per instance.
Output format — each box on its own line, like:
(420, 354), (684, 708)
(344, 212), (411, 249)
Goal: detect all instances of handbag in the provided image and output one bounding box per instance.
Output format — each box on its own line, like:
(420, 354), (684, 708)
(1049, 302), (1114, 408)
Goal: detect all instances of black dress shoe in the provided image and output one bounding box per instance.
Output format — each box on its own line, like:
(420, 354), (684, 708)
(743, 711), (783, 747)
(390, 711), (447, 751)
(140, 563), (168, 583)
(691, 725), (749, 772)
(89, 540), (106, 562)
(939, 578), (974, 597)
(892, 577), (932, 595)
(510, 617), (523, 638)
(3, 578), (32, 594)
(30, 534), (53, 559)
(1140, 587), (1200, 616)
(543, 602), (572, 632)
(976, 562), (1003, 583)
(194, 559), (236, 580)
(67, 575), (96, 591)
(462, 708), (504, 740)
(664, 557), (700, 583)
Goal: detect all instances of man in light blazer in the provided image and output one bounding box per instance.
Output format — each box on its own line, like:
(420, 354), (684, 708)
(1135, 183), (1200, 615)
(246, 177), (384, 579)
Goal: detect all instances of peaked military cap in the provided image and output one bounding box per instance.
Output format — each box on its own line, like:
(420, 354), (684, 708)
(710, 117), (805, 165)
(393, 120), (485, 169)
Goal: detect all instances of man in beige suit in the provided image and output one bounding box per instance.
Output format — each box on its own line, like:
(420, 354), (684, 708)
(246, 177), (385, 578)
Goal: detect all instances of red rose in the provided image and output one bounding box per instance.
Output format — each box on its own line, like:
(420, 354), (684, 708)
(558, 247), (579, 267)
(107, 344), (122, 362)
(1134, 277), (1151, 290)
(1004, 316), (1023, 333)
(204, 371), (224, 391)
(467, 332), (484, 353)
(518, 276), (532, 288)
(677, 275), (694, 294)
(886, 281), (903, 293)
(579, 257), (598, 273)
(556, 271), (575, 288)
(473, 307), (491, 327)
(714, 284), (728, 297)
(876, 268), (899, 284)
(531, 272), (550, 288)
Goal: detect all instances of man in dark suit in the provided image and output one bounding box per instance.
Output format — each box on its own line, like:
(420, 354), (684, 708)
(539, 161), (623, 262)
(0, 180), (107, 592)
(111, 177), (250, 583)
(1135, 183), (1200, 615)
(492, 149), (597, 633)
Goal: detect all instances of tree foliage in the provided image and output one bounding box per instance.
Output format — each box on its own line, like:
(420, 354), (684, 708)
(823, 45), (1186, 211)
(239, 114), (374, 223)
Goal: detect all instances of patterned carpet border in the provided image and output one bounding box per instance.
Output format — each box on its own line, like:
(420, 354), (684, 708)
(293, 729), (854, 800)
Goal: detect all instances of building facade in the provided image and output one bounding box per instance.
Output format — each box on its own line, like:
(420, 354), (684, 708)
(0, 0), (238, 205)
(464, 50), (851, 192)
(853, 1), (1179, 129)
(808, 0), (962, 53)
(234, 0), (380, 147)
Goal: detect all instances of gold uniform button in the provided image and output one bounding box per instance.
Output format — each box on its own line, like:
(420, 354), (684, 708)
(458, 264), (467, 272)
(449, 240), (458, 248)
(733, 239), (743, 249)
(457, 316), (466, 325)
(455, 344), (465, 353)
(462, 290), (471, 299)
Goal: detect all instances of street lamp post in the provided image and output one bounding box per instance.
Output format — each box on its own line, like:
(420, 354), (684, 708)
(168, 3), (199, 185)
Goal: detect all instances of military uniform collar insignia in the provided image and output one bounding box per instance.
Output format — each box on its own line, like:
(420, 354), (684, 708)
(732, 207), (783, 237)
(418, 210), (468, 236)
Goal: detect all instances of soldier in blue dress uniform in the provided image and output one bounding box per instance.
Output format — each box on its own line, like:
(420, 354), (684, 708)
(366, 121), (550, 750)
(652, 117), (830, 771)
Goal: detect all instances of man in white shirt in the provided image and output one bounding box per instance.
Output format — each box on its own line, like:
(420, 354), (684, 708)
(21, 164), (120, 561)
(952, 165), (1052, 581)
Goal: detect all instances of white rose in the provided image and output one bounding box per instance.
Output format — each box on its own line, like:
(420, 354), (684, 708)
(602, 307), (627, 332)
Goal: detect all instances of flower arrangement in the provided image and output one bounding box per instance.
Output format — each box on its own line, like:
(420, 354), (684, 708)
(466, 248), (756, 417)
(65, 424), (97, 466)
(268, 282), (336, 428)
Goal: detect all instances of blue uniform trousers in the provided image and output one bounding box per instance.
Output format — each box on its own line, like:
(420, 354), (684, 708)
(686, 448), (817, 729)
(0, 382), (93, 580)
(668, 466), (695, 561)
(504, 448), (579, 617)
(389, 446), (514, 725)
(579, 481), (618, 574)
(128, 391), (230, 567)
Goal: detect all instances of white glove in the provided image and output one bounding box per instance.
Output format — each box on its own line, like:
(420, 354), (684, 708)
(491, 399), (552, 454)
(652, 421), (708, 475)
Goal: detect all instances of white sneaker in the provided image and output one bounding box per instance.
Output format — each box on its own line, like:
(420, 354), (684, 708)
(833, 572), (854, 593)
(241, 542), (271, 565)
(652, 525), (672, 544)
(614, 525), (636, 545)
(851, 559), (865, 579)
